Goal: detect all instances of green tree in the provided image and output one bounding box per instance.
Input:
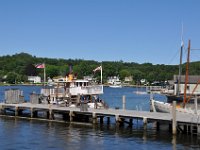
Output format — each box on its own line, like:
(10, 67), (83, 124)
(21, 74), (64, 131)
(119, 69), (131, 81)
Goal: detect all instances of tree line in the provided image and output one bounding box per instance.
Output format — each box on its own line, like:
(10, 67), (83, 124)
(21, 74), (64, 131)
(0, 52), (199, 84)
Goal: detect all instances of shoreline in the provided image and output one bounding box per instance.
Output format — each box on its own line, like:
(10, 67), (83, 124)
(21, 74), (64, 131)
(0, 83), (149, 88)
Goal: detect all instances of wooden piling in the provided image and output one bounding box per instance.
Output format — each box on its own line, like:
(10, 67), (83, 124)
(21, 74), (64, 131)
(15, 106), (18, 116)
(172, 101), (177, 135)
(100, 116), (104, 124)
(107, 117), (110, 124)
(30, 108), (33, 118)
(129, 118), (133, 126)
(143, 117), (147, 130)
(194, 95), (198, 114)
(49, 109), (54, 120)
(115, 115), (120, 126)
(69, 111), (74, 122)
(92, 112), (97, 124)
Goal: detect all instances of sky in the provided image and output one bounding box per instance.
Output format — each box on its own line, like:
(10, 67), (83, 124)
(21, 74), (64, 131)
(0, 0), (200, 65)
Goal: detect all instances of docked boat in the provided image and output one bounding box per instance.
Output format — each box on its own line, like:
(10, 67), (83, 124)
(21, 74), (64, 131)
(109, 80), (122, 88)
(151, 40), (200, 114)
(109, 84), (122, 88)
(150, 99), (200, 114)
(40, 73), (107, 109)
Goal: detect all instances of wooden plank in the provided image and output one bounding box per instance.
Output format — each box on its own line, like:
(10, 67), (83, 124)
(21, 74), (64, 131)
(0, 102), (198, 124)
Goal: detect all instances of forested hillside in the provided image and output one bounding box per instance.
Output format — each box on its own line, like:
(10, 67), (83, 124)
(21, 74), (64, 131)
(0, 52), (199, 84)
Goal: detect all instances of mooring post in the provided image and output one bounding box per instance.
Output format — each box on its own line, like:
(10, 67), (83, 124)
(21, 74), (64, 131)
(49, 109), (53, 120)
(69, 111), (73, 122)
(92, 112), (97, 124)
(15, 106), (18, 116)
(115, 115), (120, 125)
(107, 117), (110, 124)
(195, 95), (198, 114)
(143, 117), (148, 130)
(30, 107), (33, 118)
(129, 118), (133, 126)
(100, 116), (104, 124)
(172, 101), (177, 135)
(122, 95), (126, 110)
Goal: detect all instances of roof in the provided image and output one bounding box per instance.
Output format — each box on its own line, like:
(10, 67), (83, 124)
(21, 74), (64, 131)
(173, 75), (200, 84)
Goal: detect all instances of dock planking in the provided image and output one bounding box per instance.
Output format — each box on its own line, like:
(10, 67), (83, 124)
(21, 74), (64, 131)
(0, 102), (199, 124)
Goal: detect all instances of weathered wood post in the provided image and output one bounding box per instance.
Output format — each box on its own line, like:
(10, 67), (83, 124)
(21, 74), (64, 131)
(107, 117), (110, 124)
(100, 116), (104, 124)
(115, 115), (120, 126)
(172, 101), (177, 135)
(195, 95), (198, 114)
(49, 109), (53, 120)
(129, 118), (133, 126)
(92, 112), (97, 124)
(30, 107), (33, 118)
(15, 106), (19, 116)
(69, 111), (73, 122)
(143, 117), (147, 130)
(122, 95), (126, 110)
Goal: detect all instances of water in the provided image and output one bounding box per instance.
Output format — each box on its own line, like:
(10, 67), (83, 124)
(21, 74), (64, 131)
(0, 86), (200, 150)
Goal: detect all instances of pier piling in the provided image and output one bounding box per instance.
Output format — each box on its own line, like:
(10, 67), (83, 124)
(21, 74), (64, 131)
(69, 111), (74, 122)
(143, 117), (147, 130)
(172, 101), (177, 135)
(92, 112), (97, 124)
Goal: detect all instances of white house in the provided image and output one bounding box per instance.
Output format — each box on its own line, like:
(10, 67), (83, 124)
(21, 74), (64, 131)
(28, 76), (41, 83)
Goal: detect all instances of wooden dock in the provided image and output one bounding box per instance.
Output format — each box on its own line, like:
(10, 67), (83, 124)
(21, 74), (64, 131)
(1, 102), (200, 135)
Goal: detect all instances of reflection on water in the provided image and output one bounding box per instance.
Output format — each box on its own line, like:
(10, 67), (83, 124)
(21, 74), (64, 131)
(0, 117), (200, 150)
(0, 86), (199, 149)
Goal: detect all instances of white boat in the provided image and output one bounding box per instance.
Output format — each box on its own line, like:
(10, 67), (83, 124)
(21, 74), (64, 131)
(150, 99), (199, 114)
(40, 73), (107, 109)
(109, 80), (122, 88)
(109, 84), (122, 88)
(150, 40), (200, 115)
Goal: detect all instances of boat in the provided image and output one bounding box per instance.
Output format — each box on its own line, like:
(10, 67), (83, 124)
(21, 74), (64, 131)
(40, 71), (108, 109)
(109, 80), (122, 88)
(109, 84), (122, 88)
(151, 40), (200, 114)
(150, 99), (199, 114)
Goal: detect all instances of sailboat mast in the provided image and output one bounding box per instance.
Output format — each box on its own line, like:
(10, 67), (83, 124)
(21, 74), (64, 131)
(183, 40), (190, 108)
(177, 25), (184, 96)
(177, 43), (183, 96)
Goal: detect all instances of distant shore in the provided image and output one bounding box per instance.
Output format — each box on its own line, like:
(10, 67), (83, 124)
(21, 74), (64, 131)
(0, 83), (148, 87)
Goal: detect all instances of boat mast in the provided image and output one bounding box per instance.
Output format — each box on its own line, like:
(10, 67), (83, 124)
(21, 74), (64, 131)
(183, 40), (190, 108)
(177, 25), (184, 96)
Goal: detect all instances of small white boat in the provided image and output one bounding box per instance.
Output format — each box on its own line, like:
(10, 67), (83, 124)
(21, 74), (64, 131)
(109, 85), (122, 88)
(150, 99), (199, 114)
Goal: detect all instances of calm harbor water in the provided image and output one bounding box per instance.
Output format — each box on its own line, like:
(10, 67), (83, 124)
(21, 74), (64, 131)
(0, 86), (200, 150)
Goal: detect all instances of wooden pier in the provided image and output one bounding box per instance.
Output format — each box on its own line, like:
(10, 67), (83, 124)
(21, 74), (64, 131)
(1, 102), (200, 135)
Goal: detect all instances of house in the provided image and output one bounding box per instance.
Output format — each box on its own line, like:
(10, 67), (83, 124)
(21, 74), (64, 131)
(124, 76), (133, 85)
(173, 75), (200, 95)
(28, 76), (41, 83)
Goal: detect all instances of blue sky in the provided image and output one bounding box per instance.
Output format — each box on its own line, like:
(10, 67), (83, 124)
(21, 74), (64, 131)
(0, 0), (200, 65)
